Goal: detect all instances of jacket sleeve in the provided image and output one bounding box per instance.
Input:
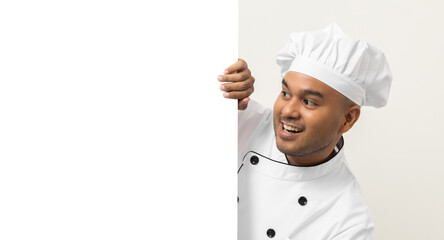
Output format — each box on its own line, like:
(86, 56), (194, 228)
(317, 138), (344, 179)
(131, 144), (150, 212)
(238, 100), (271, 167)
(331, 223), (374, 240)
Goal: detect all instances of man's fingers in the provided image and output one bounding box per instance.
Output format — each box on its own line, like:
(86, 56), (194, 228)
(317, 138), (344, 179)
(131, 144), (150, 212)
(218, 58), (254, 103)
(220, 78), (253, 92)
(222, 87), (254, 99)
(224, 58), (248, 74)
(218, 70), (251, 82)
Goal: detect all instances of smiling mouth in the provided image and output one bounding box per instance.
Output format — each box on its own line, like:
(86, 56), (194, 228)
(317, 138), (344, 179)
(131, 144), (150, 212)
(282, 123), (303, 133)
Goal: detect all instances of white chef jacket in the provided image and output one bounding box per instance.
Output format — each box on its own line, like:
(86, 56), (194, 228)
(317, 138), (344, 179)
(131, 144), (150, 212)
(238, 100), (374, 240)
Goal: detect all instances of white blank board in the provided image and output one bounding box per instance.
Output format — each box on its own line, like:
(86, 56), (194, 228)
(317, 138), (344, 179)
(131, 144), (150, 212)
(0, 1), (238, 239)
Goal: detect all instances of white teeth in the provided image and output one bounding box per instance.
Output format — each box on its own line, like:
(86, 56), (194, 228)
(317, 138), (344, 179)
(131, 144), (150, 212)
(283, 124), (301, 132)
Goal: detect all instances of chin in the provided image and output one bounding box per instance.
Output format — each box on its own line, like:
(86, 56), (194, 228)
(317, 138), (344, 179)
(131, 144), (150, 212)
(276, 140), (301, 156)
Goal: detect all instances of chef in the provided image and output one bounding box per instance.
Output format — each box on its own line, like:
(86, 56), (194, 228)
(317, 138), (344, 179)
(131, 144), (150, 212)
(218, 23), (392, 240)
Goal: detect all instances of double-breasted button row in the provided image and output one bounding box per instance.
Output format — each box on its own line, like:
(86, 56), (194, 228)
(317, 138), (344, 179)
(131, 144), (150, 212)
(244, 155), (309, 239)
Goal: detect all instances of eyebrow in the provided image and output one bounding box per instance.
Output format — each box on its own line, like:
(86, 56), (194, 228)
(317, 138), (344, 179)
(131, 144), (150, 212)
(302, 89), (324, 99)
(282, 79), (289, 88)
(281, 79), (324, 99)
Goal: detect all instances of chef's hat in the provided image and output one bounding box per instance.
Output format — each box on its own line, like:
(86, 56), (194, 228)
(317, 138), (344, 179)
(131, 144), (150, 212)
(276, 23), (392, 108)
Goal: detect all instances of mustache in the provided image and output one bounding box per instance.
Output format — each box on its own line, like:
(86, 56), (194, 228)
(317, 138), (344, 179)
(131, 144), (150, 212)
(279, 117), (304, 128)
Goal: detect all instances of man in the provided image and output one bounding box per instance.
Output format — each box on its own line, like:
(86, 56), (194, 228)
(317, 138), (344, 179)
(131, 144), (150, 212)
(218, 23), (392, 240)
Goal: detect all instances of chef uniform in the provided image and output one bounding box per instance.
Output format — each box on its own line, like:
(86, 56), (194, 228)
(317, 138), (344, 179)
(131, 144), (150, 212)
(237, 23), (393, 240)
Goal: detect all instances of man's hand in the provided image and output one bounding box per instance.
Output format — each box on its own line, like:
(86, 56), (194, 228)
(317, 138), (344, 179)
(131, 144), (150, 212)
(218, 59), (255, 110)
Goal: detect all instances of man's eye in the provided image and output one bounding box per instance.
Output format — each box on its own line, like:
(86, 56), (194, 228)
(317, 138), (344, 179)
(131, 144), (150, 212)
(303, 99), (317, 106)
(281, 91), (290, 98)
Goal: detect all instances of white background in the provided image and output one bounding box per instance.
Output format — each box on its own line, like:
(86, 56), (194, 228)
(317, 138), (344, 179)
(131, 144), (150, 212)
(0, 1), (237, 239)
(239, 0), (444, 239)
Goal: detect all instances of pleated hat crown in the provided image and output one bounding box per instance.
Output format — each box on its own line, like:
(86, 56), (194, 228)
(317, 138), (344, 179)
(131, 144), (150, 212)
(276, 23), (392, 108)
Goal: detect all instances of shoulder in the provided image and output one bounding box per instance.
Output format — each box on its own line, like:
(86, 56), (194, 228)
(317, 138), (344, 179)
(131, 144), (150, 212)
(302, 155), (374, 239)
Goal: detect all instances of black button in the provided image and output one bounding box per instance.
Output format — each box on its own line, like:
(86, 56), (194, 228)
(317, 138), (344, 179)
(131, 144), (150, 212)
(237, 196), (239, 203)
(298, 196), (307, 206)
(266, 228), (275, 238)
(250, 155), (259, 165)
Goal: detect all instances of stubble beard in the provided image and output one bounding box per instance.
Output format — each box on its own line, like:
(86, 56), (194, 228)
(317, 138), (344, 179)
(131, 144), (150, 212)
(274, 127), (336, 158)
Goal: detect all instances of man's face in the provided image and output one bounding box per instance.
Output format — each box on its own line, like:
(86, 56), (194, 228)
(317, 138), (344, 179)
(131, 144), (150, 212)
(273, 71), (348, 161)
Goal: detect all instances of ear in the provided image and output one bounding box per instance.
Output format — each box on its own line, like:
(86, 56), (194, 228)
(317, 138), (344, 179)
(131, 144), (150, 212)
(339, 105), (361, 134)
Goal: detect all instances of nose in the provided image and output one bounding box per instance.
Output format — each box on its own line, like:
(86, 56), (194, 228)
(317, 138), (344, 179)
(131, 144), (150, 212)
(281, 100), (301, 119)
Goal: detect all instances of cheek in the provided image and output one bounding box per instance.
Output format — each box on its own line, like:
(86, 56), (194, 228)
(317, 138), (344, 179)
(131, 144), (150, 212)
(328, 109), (346, 131)
(304, 111), (336, 132)
(273, 97), (282, 112)
(273, 99), (283, 119)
